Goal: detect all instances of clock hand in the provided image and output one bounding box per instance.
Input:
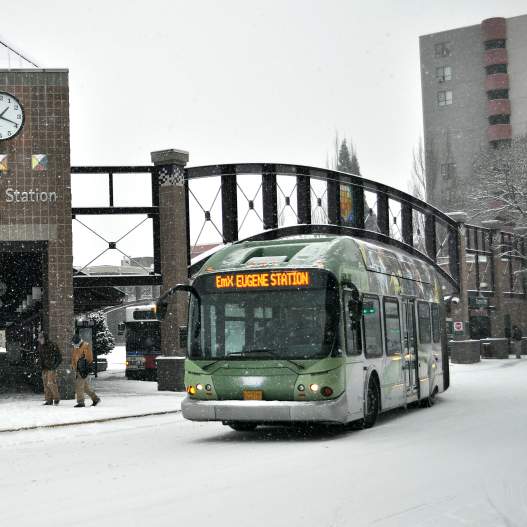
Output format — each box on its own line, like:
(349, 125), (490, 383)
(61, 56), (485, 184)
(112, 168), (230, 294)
(0, 115), (17, 126)
(0, 107), (8, 118)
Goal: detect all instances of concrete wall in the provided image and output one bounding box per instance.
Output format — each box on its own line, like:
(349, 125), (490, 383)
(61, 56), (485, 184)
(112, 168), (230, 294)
(507, 15), (527, 136)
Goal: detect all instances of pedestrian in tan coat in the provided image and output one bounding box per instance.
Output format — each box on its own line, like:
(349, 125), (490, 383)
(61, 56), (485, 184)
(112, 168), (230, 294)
(71, 334), (101, 408)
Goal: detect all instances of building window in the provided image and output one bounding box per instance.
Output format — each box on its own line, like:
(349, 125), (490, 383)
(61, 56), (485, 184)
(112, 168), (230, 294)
(362, 296), (383, 358)
(431, 304), (440, 343)
(487, 89), (509, 100)
(418, 302), (432, 344)
(489, 114), (510, 125)
(436, 66), (452, 82)
(383, 298), (402, 355)
(440, 163), (456, 180)
(437, 90), (453, 106)
(484, 39), (506, 50)
(435, 42), (451, 57)
(486, 63), (507, 75)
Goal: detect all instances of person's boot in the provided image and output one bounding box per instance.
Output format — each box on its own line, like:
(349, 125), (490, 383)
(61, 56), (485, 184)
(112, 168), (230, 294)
(92, 397), (101, 407)
(53, 400), (60, 405)
(43, 401), (53, 406)
(74, 402), (85, 408)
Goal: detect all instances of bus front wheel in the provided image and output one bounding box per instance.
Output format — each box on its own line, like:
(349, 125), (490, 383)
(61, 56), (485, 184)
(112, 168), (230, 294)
(353, 378), (380, 430)
(226, 422), (258, 432)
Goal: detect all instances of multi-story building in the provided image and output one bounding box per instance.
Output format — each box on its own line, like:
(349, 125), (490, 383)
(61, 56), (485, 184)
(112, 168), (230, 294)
(420, 15), (527, 213)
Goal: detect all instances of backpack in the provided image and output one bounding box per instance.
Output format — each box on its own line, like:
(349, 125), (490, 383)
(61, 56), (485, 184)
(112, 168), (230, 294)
(76, 354), (91, 379)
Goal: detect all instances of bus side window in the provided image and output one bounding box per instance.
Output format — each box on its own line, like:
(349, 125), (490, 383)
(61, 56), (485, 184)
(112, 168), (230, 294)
(417, 302), (432, 344)
(383, 298), (402, 355)
(344, 291), (362, 356)
(363, 296), (383, 358)
(431, 304), (440, 343)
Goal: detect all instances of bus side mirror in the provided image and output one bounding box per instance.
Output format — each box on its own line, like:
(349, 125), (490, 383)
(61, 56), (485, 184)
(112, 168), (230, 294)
(155, 284), (200, 321)
(155, 299), (169, 321)
(117, 322), (125, 336)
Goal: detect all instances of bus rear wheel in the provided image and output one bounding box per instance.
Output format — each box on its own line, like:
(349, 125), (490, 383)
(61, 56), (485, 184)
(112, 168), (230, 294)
(226, 422), (258, 432)
(420, 386), (438, 408)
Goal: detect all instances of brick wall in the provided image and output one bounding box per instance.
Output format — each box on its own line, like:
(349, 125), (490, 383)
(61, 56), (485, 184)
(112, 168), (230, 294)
(0, 69), (74, 397)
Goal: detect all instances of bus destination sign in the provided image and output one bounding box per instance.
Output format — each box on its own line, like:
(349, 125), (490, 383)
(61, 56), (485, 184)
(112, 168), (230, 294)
(215, 270), (311, 290)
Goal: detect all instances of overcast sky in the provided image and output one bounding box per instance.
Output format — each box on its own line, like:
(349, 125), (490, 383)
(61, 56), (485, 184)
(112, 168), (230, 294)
(2, 0), (527, 266)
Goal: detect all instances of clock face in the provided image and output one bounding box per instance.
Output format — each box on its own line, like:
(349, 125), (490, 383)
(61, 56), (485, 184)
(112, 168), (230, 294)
(0, 92), (24, 141)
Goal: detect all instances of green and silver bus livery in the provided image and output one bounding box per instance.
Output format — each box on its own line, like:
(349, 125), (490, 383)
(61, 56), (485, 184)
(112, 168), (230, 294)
(157, 234), (449, 430)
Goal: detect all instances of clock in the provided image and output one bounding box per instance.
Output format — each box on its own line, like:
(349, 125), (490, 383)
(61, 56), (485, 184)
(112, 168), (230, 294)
(0, 92), (24, 140)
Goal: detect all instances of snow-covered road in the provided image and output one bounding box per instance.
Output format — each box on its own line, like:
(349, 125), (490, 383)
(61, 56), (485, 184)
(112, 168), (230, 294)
(2, 359), (527, 527)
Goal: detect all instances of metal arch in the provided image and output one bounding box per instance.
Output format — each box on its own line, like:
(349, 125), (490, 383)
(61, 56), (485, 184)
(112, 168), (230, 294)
(185, 162), (459, 228)
(188, 224), (460, 290)
(186, 162), (461, 290)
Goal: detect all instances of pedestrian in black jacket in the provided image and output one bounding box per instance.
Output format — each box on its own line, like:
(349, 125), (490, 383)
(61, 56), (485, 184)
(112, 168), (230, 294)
(38, 331), (62, 405)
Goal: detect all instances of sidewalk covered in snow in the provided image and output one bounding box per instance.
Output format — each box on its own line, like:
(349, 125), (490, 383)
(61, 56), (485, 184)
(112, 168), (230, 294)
(0, 346), (184, 432)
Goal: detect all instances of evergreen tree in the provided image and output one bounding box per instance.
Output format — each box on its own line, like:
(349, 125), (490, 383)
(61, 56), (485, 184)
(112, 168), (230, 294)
(329, 134), (362, 176)
(338, 140), (353, 173)
(87, 311), (115, 356)
(350, 146), (361, 175)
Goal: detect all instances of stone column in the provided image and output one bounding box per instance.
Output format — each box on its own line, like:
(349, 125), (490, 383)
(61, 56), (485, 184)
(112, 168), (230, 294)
(447, 212), (470, 340)
(151, 150), (189, 390)
(482, 220), (505, 337)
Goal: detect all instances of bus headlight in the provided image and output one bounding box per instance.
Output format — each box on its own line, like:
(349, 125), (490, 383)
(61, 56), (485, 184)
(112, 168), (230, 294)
(196, 384), (204, 391)
(297, 384), (305, 392)
(309, 383), (320, 392)
(187, 385), (197, 395)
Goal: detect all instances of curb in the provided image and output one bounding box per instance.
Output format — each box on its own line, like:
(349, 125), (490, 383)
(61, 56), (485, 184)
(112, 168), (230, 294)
(0, 409), (182, 434)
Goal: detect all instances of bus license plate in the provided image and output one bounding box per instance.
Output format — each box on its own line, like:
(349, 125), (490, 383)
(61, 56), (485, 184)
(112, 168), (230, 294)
(243, 390), (263, 401)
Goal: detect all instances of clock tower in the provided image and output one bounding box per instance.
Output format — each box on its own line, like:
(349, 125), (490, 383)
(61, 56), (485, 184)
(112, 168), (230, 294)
(0, 69), (74, 397)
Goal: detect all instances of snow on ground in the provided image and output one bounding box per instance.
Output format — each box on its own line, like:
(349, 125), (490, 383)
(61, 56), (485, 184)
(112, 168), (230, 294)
(2, 358), (527, 527)
(0, 368), (184, 431)
(106, 344), (126, 371)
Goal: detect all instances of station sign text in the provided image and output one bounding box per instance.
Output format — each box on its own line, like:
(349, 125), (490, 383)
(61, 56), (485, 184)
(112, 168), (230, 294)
(215, 271), (311, 289)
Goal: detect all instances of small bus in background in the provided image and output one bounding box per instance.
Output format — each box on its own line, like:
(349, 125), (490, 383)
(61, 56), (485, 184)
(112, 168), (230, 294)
(121, 305), (161, 380)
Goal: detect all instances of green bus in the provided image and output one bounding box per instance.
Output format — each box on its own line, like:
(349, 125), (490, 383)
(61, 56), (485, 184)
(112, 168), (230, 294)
(156, 233), (449, 431)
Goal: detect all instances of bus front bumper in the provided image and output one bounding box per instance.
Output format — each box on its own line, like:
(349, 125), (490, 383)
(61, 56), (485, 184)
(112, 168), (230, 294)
(181, 393), (350, 424)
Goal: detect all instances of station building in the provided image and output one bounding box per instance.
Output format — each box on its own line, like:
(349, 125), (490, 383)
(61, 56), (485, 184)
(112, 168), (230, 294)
(0, 68), (131, 395)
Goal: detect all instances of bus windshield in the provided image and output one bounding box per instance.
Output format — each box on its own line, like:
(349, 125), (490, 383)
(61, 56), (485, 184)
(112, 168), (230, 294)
(188, 287), (338, 360)
(126, 322), (161, 354)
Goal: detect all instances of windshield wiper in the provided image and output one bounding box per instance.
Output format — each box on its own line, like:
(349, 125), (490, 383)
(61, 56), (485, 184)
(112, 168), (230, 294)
(232, 348), (305, 370)
(200, 360), (220, 370)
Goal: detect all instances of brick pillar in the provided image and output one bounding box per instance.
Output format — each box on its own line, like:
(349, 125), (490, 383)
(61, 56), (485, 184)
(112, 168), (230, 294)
(48, 228), (75, 399)
(447, 212), (470, 339)
(482, 221), (505, 338)
(151, 150), (189, 381)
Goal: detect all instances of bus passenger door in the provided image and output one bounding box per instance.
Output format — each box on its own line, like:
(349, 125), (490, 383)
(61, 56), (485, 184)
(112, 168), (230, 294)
(343, 290), (366, 420)
(402, 299), (419, 400)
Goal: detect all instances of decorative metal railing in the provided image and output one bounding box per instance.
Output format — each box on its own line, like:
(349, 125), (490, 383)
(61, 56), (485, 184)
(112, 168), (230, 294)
(185, 163), (461, 289)
(71, 166), (160, 287)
